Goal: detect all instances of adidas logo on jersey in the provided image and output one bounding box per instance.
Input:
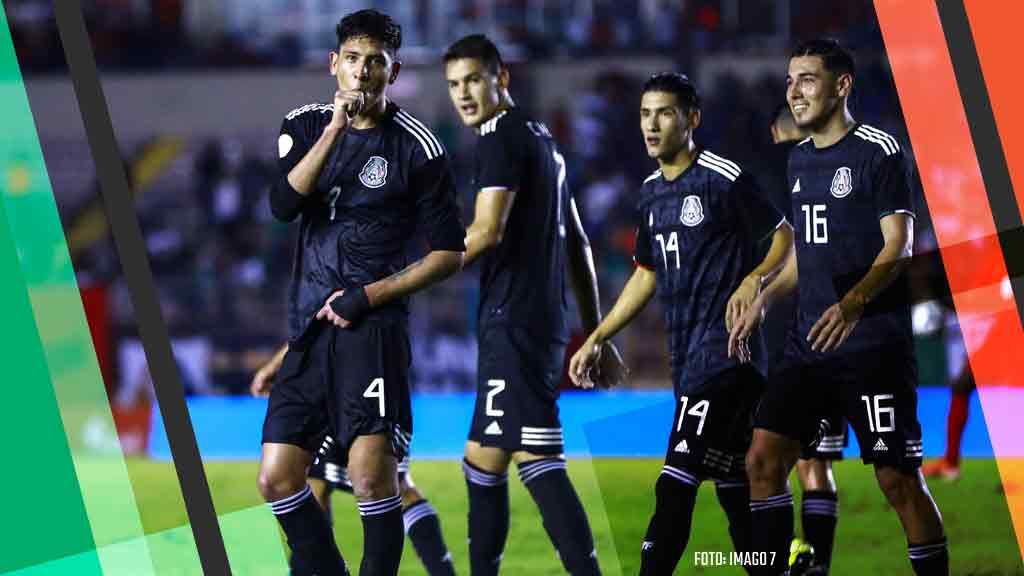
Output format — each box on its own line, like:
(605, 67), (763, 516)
(674, 439), (690, 454)
(484, 421), (503, 436)
(874, 438), (888, 452)
(792, 178), (801, 193)
(642, 541), (655, 551)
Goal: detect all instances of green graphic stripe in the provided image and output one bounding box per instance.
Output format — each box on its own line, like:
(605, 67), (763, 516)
(0, 4), (164, 573)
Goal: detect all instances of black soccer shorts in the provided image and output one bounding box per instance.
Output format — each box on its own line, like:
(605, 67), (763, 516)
(468, 324), (567, 455)
(663, 364), (765, 481)
(755, 333), (922, 470)
(800, 413), (848, 461)
(262, 321), (413, 461)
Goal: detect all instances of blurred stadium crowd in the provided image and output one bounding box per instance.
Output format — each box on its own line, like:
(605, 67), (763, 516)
(10, 0), (957, 404)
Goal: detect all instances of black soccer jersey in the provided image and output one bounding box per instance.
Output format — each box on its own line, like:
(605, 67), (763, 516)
(634, 150), (785, 393)
(787, 123), (916, 353)
(274, 101), (465, 342)
(473, 107), (571, 343)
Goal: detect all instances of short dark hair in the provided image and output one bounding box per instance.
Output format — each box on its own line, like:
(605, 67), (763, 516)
(641, 72), (700, 112)
(790, 38), (855, 79)
(335, 9), (401, 55)
(443, 34), (505, 75)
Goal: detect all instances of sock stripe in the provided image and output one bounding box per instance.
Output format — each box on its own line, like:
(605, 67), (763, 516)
(463, 460), (508, 486)
(908, 539), (948, 559)
(518, 458), (567, 484)
(802, 501), (839, 517)
(358, 495), (402, 517)
(661, 465), (701, 486)
(402, 500), (438, 532)
(268, 484), (312, 516)
(750, 493), (793, 512)
(397, 456), (411, 474)
(715, 480), (748, 490)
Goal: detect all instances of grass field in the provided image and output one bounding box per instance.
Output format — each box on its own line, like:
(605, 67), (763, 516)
(126, 457), (1022, 575)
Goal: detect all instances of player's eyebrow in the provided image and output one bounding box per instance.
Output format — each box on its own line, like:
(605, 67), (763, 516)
(448, 71), (482, 83)
(640, 105), (676, 114)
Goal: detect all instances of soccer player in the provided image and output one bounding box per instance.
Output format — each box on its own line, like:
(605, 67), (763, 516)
(730, 39), (948, 575)
(251, 345), (457, 575)
(770, 105), (844, 573)
(570, 72), (793, 575)
(257, 10), (465, 576)
(443, 34), (625, 575)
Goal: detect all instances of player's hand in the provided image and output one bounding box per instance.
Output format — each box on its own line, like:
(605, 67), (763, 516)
(728, 294), (764, 363)
(725, 274), (761, 333)
(595, 341), (629, 389)
(316, 290), (353, 328)
(807, 293), (865, 353)
(328, 90), (365, 130)
(250, 359), (280, 398)
(569, 335), (602, 389)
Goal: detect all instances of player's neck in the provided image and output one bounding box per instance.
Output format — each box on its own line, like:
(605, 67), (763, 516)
(810, 107), (855, 149)
(351, 96), (389, 130)
(658, 140), (698, 181)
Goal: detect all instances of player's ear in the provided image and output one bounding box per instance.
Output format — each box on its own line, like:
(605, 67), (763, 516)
(689, 108), (701, 131)
(498, 66), (510, 91)
(388, 59), (402, 85)
(329, 51), (339, 76)
(836, 72), (853, 99)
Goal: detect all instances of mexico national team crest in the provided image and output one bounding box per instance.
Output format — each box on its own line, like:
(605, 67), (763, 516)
(830, 166), (853, 198)
(680, 195), (704, 227)
(359, 156), (388, 189)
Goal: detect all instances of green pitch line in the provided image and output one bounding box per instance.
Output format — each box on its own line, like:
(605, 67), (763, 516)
(0, 4), (162, 574)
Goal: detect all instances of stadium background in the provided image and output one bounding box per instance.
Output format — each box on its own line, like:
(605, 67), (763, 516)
(5, 0), (1022, 573)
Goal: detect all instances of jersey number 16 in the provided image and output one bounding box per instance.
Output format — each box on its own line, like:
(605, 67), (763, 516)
(801, 203), (828, 244)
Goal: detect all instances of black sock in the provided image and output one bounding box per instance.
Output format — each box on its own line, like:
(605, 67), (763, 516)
(640, 465), (700, 575)
(464, 459), (510, 576)
(404, 499), (455, 576)
(750, 492), (793, 575)
(801, 490), (838, 570)
(357, 495), (404, 576)
(715, 480), (753, 563)
(268, 485), (349, 576)
(518, 457), (601, 576)
(909, 537), (949, 575)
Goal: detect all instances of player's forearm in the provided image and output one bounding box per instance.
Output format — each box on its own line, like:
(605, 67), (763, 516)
(462, 222), (499, 267)
(748, 225), (794, 285)
(590, 267), (656, 344)
(269, 343), (288, 372)
(271, 126), (345, 221)
(843, 239), (911, 307)
(567, 233), (602, 333)
(759, 245), (798, 309)
(364, 250), (464, 308)
(288, 126), (344, 194)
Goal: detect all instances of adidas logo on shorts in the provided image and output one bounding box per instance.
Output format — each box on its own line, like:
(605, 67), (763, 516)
(484, 421), (503, 435)
(874, 438), (888, 452)
(674, 439), (690, 454)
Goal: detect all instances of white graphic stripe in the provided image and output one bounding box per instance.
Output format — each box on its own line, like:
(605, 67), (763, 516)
(697, 158), (738, 182)
(397, 110), (444, 157)
(859, 124), (901, 152)
(395, 114), (439, 160)
(701, 151), (742, 175)
(698, 153), (741, 179)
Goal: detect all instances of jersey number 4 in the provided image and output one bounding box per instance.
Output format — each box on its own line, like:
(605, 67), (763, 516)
(800, 204), (829, 244)
(364, 378), (385, 417)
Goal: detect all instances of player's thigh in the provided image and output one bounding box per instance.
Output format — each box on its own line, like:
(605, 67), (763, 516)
(753, 356), (829, 449)
(348, 433), (400, 497)
(261, 344), (331, 452)
(666, 365), (764, 480)
(842, 348), (923, 470)
(258, 442), (313, 498)
(465, 440), (512, 474)
(331, 322), (413, 460)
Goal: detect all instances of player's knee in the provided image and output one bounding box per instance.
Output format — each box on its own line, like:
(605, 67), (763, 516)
(745, 445), (781, 488)
(257, 465), (305, 502)
(400, 481), (423, 508)
(875, 466), (916, 508)
(349, 468), (398, 501)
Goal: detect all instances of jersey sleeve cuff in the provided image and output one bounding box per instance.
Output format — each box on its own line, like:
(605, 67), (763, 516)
(270, 176), (306, 222)
(878, 209), (917, 220)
